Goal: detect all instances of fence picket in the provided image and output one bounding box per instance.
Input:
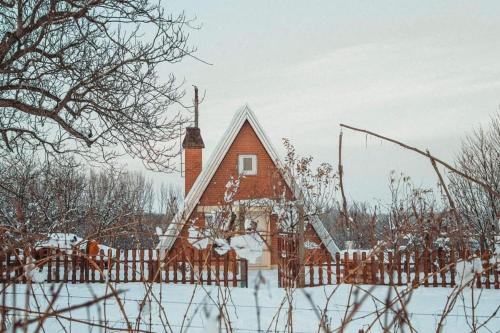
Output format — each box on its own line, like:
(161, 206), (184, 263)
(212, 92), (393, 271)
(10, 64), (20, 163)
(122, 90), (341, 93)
(438, 249), (446, 287)
(156, 249), (161, 283)
(450, 247), (456, 287)
(148, 249), (154, 282)
(423, 249), (429, 287)
(361, 252), (368, 284)
(139, 249), (145, 282)
(431, 250), (438, 287)
(378, 249), (385, 285)
(91, 255), (96, 283)
(124, 249), (128, 283)
(223, 255), (229, 287)
(335, 252), (340, 284)
(189, 248), (195, 284)
(63, 252), (69, 283)
(387, 252), (393, 286)
(107, 249), (112, 283)
(396, 252), (402, 286)
(132, 249), (137, 282)
(47, 249), (52, 283)
(99, 251), (104, 283)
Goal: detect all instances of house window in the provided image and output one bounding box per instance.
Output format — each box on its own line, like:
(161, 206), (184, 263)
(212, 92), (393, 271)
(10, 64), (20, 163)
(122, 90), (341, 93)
(205, 212), (216, 228)
(238, 154), (257, 175)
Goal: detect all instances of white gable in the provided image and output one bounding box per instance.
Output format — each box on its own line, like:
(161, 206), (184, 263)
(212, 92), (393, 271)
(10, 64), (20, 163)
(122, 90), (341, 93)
(157, 104), (340, 257)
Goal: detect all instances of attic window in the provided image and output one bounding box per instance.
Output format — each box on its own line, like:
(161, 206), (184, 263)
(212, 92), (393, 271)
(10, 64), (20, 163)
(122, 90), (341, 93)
(238, 154), (257, 175)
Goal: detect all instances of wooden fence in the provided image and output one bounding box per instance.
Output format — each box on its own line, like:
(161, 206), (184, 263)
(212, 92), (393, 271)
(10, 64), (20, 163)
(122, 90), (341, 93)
(0, 248), (248, 287)
(278, 237), (500, 289)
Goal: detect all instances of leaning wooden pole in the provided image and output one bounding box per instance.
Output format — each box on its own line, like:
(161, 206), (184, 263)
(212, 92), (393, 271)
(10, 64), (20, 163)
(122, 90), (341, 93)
(340, 123), (500, 199)
(338, 131), (349, 229)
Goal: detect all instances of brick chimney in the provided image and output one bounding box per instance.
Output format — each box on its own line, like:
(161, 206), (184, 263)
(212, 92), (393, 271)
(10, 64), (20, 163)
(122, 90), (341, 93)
(182, 86), (204, 196)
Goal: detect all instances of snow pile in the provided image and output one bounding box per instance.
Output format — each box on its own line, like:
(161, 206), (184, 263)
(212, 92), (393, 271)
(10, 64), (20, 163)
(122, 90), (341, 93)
(36, 233), (80, 250)
(24, 260), (45, 283)
(187, 225), (265, 263)
(230, 233), (265, 264)
(455, 257), (483, 287)
(304, 240), (320, 249)
(188, 226), (209, 250)
(213, 238), (231, 255)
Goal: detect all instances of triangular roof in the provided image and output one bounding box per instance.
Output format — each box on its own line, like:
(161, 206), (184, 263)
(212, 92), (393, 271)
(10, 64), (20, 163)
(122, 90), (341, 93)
(158, 104), (340, 256)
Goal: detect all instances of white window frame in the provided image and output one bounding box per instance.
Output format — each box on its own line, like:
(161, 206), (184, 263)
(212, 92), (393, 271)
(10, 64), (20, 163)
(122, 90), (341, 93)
(238, 154), (257, 175)
(205, 212), (216, 228)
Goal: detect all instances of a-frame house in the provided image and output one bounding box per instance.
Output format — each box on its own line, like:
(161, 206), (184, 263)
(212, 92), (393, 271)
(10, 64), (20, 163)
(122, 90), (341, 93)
(159, 104), (339, 268)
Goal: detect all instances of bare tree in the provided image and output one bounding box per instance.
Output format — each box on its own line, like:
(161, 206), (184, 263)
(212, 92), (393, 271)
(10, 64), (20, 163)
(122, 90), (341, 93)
(449, 114), (500, 250)
(0, 0), (195, 171)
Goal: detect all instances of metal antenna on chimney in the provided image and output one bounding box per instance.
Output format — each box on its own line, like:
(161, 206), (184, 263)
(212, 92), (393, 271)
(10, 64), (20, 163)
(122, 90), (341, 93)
(194, 85), (199, 128)
(179, 123), (183, 178)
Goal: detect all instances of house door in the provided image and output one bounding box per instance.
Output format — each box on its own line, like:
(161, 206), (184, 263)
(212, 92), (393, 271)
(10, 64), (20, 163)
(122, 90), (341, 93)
(247, 213), (271, 269)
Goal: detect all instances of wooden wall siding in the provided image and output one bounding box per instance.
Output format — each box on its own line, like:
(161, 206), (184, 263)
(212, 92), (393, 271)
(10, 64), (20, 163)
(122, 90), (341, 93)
(277, 236), (500, 289)
(0, 248), (248, 287)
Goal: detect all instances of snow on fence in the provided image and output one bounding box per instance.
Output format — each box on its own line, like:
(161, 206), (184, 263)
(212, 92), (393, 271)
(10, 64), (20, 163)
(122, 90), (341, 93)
(278, 237), (500, 289)
(0, 248), (248, 287)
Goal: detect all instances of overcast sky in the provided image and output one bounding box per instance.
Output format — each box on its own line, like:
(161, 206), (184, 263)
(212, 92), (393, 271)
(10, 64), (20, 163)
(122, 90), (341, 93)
(128, 1), (500, 204)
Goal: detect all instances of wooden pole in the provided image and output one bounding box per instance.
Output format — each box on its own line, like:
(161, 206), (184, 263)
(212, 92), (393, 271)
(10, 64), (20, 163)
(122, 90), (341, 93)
(297, 202), (305, 288)
(340, 123), (500, 199)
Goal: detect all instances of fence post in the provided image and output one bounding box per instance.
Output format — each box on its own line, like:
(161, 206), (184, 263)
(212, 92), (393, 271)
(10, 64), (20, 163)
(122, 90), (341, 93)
(450, 247), (456, 287)
(124, 249), (128, 283)
(47, 249), (53, 283)
(396, 252), (402, 286)
(309, 257), (314, 287)
(484, 250), (491, 289)
(21, 248), (27, 284)
(378, 247), (385, 285)
(387, 251), (393, 286)
(431, 250), (438, 287)
(115, 248), (121, 283)
(54, 249), (60, 282)
(361, 252), (368, 284)
(165, 251), (170, 283)
(181, 250), (186, 284)
(148, 249), (154, 282)
(327, 255), (332, 285)
(494, 262), (499, 289)
(438, 249), (446, 287)
(232, 255), (237, 287)
(91, 255), (96, 283)
(139, 248), (144, 282)
(207, 251), (212, 285)
(343, 252), (349, 283)
(107, 249), (112, 282)
(318, 256), (324, 286)
(223, 255), (229, 287)
(99, 250), (105, 283)
(63, 251), (69, 283)
(132, 249), (137, 282)
(475, 250), (482, 289)
(413, 249), (420, 287)
(189, 248), (195, 284)
(156, 249), (161, 283)
(352, 252), (358, 285)
(423, 248), (429, 287)
(0, 249), (4, 283)
(335, 252), (341, 284)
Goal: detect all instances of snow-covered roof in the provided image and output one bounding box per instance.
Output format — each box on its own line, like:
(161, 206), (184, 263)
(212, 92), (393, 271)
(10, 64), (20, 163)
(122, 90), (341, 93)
(158, 104), (340, 257)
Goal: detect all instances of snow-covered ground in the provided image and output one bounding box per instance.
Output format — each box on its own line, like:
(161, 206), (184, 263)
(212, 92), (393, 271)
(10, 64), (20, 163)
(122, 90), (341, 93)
(2, 269), (499, 332)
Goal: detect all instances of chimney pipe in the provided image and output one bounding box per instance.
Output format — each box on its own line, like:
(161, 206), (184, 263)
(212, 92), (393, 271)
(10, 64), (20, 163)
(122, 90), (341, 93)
(182, 86), (205, 196)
